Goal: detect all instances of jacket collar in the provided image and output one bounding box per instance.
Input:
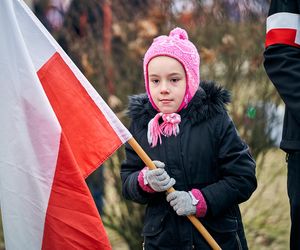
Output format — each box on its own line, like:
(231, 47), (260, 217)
(127, 80), (231, 127)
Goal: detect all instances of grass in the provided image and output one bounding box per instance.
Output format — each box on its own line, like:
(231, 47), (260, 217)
(241, 148), (289, 249)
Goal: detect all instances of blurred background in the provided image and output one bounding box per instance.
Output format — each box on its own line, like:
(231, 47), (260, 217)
(0, 0), (289, 249)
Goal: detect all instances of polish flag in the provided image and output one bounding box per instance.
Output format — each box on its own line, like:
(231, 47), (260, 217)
(266, 12), (300, 48)
(0, 0), (132, 249)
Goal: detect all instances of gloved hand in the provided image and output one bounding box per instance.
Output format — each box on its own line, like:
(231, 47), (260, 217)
(144, 160), (176, 192)
(166, 190), (197, 216)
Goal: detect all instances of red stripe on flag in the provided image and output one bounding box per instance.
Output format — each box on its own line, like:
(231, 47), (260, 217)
(37, 52), (122, 249)
(42, 133), (111, 250)
(37, 52), (122, 178)
(265, 28), (300, 48)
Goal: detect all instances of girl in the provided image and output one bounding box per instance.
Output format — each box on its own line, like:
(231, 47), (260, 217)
(121, 27), (257, 250)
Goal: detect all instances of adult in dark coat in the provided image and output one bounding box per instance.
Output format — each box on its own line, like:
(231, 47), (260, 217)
(264, 1), (300, 249)
(121, 81), (257, 249)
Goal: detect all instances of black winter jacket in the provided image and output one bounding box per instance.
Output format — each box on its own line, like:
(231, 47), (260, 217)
(121, 81), (257, 250)
(264, 0), (300, 152)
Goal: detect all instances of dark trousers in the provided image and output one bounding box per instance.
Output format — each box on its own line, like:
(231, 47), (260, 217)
(287, 152), (300, 250)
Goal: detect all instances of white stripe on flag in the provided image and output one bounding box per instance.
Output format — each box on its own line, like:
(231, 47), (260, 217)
(266, 12), (300, 32)
(0, 1), (61, 249)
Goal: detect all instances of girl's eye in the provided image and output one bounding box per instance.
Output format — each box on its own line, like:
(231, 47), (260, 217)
(151, 79), (159, 84)
(171, 78), (179, 83)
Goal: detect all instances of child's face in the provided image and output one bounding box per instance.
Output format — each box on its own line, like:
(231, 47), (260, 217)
(148, 56), (186, 113)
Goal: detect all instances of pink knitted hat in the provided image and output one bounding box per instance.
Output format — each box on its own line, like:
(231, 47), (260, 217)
(143, 27), (200, 112)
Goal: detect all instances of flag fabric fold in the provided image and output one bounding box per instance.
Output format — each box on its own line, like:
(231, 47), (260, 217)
(0, 0), (131, 249)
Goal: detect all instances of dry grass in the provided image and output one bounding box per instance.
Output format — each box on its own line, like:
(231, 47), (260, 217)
(107, 227), (129, 250)
(241, 148), (289, 249)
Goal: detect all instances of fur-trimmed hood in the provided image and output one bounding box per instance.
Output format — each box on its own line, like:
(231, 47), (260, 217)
(127, 80), (231, 127)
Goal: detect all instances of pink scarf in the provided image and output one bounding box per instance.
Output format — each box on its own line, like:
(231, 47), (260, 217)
(147, 113), (181, 147)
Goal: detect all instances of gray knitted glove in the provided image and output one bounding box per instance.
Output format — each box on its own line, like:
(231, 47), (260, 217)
(166, 190), (197, 216)
(144, 160), (176, 192)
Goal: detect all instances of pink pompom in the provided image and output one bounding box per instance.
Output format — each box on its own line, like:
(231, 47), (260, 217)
(169, 27), (188, 40)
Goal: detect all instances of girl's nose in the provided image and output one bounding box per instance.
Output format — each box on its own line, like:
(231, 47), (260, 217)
(160, 82), (170, 94)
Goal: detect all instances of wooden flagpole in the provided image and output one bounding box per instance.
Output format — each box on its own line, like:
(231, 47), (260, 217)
(128, 137), (221, 250)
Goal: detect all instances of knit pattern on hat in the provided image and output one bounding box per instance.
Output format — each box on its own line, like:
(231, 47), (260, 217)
(143, 27), (200, 112)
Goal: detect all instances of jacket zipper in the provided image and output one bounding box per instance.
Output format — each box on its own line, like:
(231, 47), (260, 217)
(178, 131), (189, 190)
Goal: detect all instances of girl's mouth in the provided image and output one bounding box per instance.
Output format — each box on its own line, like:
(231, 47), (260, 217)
(160, 99), (172, 104)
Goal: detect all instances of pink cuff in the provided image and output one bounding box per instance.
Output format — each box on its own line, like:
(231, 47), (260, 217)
(137, 167), (155, 193)
(191, 189), (207, 217)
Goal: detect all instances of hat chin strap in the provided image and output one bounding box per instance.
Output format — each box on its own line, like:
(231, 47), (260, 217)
(147, 113), (181, 147)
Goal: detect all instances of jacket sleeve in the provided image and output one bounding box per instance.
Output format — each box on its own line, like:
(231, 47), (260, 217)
(264, 0), (300, 123)
(264, 45), (300, 123)
(120, 123), (157, 204)
(201, 112), (257, 217)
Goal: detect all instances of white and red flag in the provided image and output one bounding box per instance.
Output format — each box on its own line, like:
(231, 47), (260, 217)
(0, 0), (132, 249)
